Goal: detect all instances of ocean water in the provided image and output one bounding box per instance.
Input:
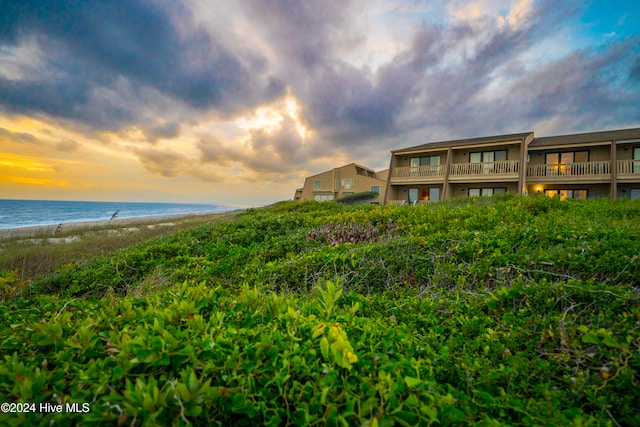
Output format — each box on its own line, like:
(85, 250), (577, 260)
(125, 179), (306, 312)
(0, 199), (236, 229)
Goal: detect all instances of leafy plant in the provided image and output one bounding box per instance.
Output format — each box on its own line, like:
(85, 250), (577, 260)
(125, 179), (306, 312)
(336, 191), (379, 205)
(2, 197), (639, 425)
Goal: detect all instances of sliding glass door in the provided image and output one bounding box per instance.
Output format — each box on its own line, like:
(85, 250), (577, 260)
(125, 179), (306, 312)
(545, 151), (588, 175)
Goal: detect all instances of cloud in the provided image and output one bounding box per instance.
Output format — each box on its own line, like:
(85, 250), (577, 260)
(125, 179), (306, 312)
(239, 0), (366, 70)
(498, 37), (640, 131)
(199, 115), (310, 176)
(0, 0), (285, 130)
(133, 145), (191, 178)
(145, 122), (181, 142)
(55, 139), (80, 153)
(0, 127), (38, 143)
(1, 0), (639, 204)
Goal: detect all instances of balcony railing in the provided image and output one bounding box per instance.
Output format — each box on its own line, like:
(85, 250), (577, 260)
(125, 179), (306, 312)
(449, 160), (519, 176)
(527, 161), (610, 178)
(390, 164), (445, 179)
(617, 160), (640, 175)
(389, 159), (639, 184)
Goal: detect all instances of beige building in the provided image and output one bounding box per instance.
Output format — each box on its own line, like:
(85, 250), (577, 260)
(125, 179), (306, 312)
(384, 128), (640, 204)
(294, 163), (388, 203)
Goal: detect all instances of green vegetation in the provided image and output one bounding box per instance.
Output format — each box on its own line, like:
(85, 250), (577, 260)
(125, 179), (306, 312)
(1, 196), (639, 426)
(0, 212), (239, 288)
(336, 191), (380, 205)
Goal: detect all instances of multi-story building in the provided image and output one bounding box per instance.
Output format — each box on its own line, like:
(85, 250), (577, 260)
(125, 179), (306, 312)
(294, 163), (388, 203)
(384, 128), (640, 204)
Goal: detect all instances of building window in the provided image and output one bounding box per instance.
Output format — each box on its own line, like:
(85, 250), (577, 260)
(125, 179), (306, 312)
(314, 194), (334, 202)
(411, 155), (440, 166)
(313, 180), (322, 189)
(544, 189), (588, 200)
(409, 188), (439, 203)
(469, 187), (506, 197)
(630, 189), (640, 199)
(545, 151), (589, 175)
(470, 150), (507, 174)
(634, 148), (640, 174)
(370, 185), (380, 194)
(335, 179), (340, 190)
(410, 156), (440, 177)
(342, 178), (355, 189)
(408, 188), (418, 204)
(470, 150), (507, 163)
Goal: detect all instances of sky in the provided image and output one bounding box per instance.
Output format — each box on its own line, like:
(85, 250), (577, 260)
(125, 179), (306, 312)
(1, 0), (639, 206)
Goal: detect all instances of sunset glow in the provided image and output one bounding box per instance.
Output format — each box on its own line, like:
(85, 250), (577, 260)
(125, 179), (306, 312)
(0, 1), (638, 205)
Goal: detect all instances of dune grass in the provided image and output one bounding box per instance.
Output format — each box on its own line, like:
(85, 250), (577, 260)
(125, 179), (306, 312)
(0, 211), (240, 286)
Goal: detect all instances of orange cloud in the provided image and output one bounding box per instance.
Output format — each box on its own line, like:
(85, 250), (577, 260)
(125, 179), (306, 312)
(0, 154), (56, 173)
(4, 175), (57, 186)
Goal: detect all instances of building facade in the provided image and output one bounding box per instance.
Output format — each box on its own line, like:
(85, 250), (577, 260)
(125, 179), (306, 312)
(294, 163), (388, 203)
(384, 128), (640, 204)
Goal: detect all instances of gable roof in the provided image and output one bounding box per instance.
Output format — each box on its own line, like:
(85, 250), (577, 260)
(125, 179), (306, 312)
(392, 131), (533, 154)
(530, 127), (640, 148)
(306, 162), (380, 179)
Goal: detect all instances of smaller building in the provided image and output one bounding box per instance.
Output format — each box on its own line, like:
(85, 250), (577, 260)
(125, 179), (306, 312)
(295, 163), (388, 203)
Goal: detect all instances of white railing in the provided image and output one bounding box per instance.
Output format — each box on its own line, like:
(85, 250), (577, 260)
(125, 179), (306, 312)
(527, 161), (610, 177)
(449, 160), (519, 176)
(387, 200), (407, 206)
(391, 164), (445, 179)
(617, 160), (640, 175)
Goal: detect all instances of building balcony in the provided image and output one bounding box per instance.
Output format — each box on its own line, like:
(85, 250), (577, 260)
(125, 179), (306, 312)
(389, 159), (639, 186)
(617, 160), (640, 181)
(389, 164), (446, 183)
(448, 160), (520, 182)
(527, 161), (611, 183)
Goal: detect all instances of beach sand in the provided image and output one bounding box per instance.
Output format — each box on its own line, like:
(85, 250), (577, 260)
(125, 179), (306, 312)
(0, 210), (241, 241)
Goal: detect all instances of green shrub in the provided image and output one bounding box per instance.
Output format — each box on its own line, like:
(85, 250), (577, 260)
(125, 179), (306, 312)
(335, 191), (379, 205)
(3, 197), (640, 425)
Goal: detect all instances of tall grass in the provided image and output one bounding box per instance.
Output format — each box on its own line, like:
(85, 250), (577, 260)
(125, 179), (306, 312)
(0, 212), (239, 284)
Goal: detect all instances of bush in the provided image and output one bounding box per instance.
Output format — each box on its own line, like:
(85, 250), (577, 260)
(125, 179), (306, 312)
(335, 191), (379, 205)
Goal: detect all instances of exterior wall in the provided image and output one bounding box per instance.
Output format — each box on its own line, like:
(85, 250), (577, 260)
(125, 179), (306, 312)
(297, 164), (387, 203)
(375, 169), (389, 182)
(386, 128), (640, 205)
(394, 150), (449, 168)
(387, 138), (528, 202)
(616, 143), (640, 160)
(385, 185), (404, 202)
(591, 146), (612, 161)
(299, 170), (335, 202)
